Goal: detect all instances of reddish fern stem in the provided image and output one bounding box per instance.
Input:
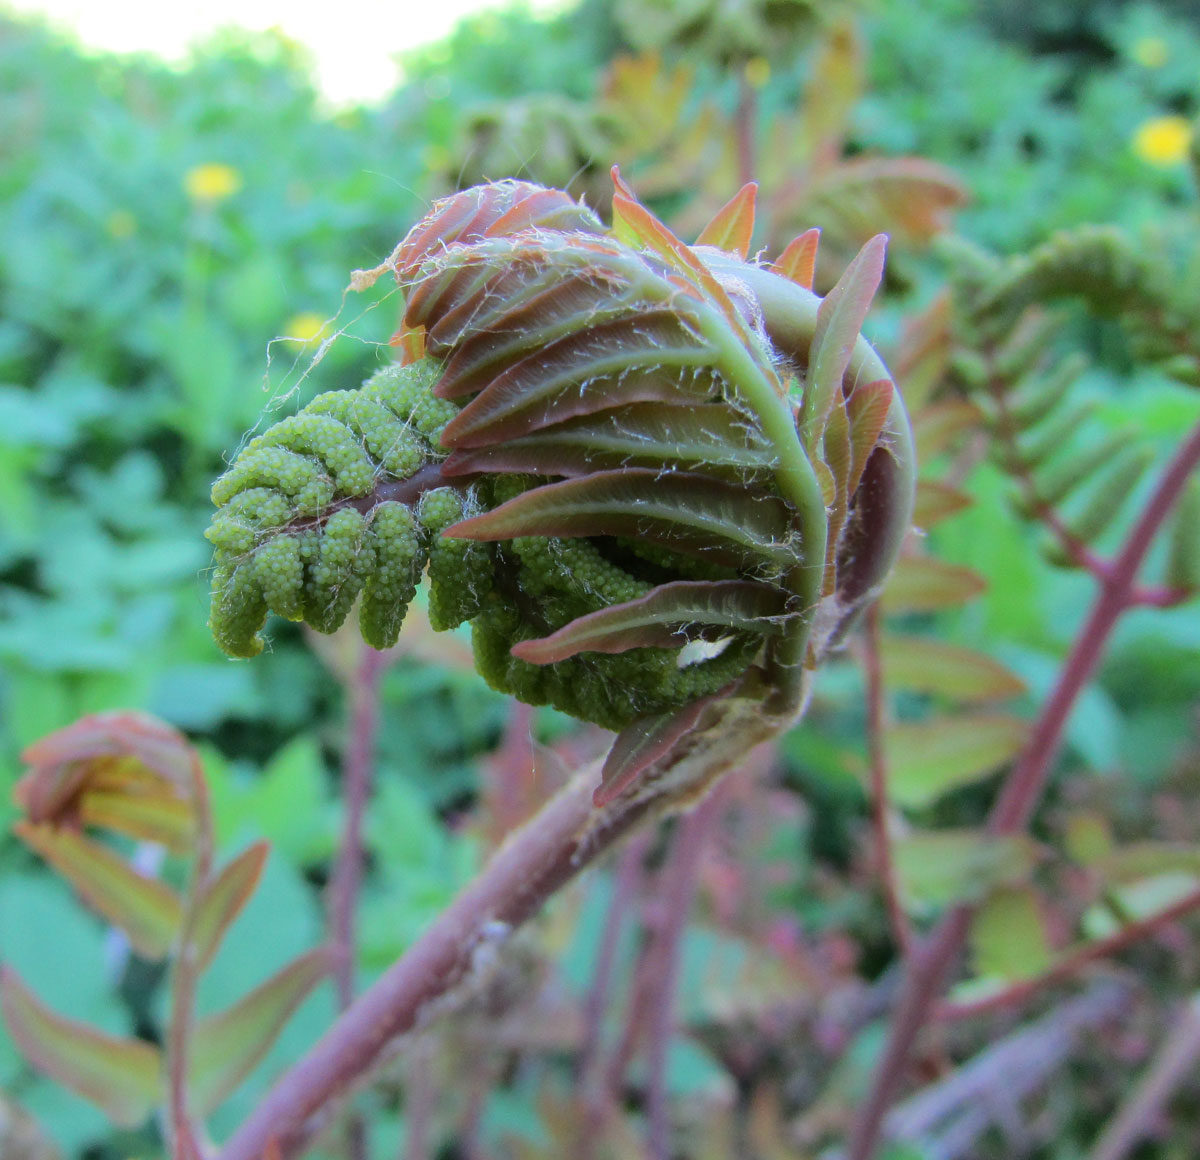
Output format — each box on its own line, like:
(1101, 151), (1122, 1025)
(936, 884), (1200, 1022)
(578, 831), (652, 1160)
(862, 602), (913, 956)
(167, 748), (217, 1157)
(646, 786), (728, 1160)
(989, 419), (1200, 835)
(217, 759), (659, 1160)
(846, 419), (1200, 1160)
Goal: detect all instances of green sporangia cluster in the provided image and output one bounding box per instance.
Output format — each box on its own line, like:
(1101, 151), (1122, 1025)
(207, 358), (493, 656)
(209, 174), (917, 749)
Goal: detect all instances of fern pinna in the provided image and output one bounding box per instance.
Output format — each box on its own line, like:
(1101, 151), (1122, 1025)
(207, 172), (916, 799)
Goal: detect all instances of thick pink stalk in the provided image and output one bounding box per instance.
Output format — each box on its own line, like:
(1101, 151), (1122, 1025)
(167, 749), (217, 1157)
(216, 662), (787, 1160)
(846, 420), (1200, 1160)
(646, 786), (727, 1160)
(216, 763), (613, 1159)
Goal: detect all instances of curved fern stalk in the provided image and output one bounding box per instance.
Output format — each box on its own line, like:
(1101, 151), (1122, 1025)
(208, 172), (915, 803)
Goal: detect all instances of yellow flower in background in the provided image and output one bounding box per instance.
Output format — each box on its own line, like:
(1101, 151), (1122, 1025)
(744, 56), (771, 89)
(184, 162), (242, 204)
(1131, 36), (1169, 68)
(105, 209), (137, 239)
(1132, 115), (1193, 166)
(284, 312), (331, 347)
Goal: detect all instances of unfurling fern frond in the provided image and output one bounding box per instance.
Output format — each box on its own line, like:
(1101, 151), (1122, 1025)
(208, 173), (916, 788)
(943, 226), (1199, 586)
(963, 223), (1200, 387)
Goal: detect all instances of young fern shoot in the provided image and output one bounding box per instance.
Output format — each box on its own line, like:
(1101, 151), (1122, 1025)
(207, 171), (916, 804)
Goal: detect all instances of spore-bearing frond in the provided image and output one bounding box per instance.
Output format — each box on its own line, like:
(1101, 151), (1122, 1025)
(209, 175), (916, 757)
(207, 359), (460, 656)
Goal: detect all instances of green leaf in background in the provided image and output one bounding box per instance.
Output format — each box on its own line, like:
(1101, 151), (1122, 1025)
(188, 947), (330, 1116)
(1165, 475), (1200, 592)
(969, 884), (1053, 981)
(658, 1037), (729, 1101)
(885, 714), (1029, 807)
(1083, 872), (1200, 940)
(1063, 810), (1114, 866)
(0, 876), (148, 1153)
(360, 776), (479, 965)
(1095, 841), (1200, 886)
(0, 876), (127, 1036)
(206, 734), (336, 863)
(894, 829), (1041, 912)
(0, 967), (161, 1126)
(879, 634), (1025, 702)
(153, 659), (255, 727)
(929, 461), (1051, 645)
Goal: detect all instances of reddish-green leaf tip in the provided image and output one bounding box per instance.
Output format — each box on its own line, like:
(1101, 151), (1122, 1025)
(696, 183), (758, 259)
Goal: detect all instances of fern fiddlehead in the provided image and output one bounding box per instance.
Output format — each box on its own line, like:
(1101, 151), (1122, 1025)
(208, 173), (916, 792)
(943, 225), (1200, 585)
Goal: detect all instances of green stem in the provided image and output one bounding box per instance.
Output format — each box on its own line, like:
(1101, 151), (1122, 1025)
(699, 307), (828, 705)
(701, 257), (916, 691)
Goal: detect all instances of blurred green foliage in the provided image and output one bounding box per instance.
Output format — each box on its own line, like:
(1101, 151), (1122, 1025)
(0, 0), (1198, 1156)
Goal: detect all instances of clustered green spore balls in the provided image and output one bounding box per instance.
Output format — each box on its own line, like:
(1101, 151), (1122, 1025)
(206, 346), (774, 723)
(365, 360), (458, 444)
(513, 536), (649, 608)
(360, 502), (424, 649)
(207, 360), (455, 658)
(419, 488), (495, 632)
(253, 534), (305, 620)
(212, 446), (337, 517)
(304, 508), (372, 633)
(209, 560), (269, 659)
